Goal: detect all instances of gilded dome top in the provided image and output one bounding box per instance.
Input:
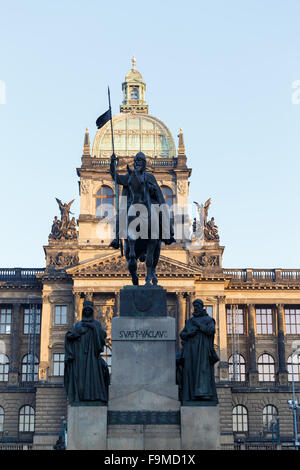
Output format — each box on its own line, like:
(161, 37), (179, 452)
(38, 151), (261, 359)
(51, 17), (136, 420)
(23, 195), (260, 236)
(125, 57), (143, 82)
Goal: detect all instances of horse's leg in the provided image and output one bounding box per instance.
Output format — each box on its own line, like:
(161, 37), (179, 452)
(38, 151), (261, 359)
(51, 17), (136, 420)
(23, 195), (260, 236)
(151, 241), (161, 286)
(127, 239), (138, 285)
(145, 240), (156, 286)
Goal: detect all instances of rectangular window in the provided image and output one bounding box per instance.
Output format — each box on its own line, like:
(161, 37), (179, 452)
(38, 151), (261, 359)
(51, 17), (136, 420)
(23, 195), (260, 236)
(54, 305), (67, 325)
(256, 307), (274, 334)
(206, 305), (213, 317)
(0, 307), (11, 334)
(0, 356), (9, 382)
(53, 353), (65, 376)
(226, 306), (244, 334)
(285, 307), (300, 334)
(24, 306), (41, 334)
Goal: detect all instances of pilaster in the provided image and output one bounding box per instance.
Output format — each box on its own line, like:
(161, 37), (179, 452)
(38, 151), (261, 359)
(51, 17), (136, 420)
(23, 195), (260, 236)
(217, 296), (229, 382)
(39, 294), (51, 381)
(8, 303), (20, 385)
(248, 304), (258, 386)
(114, 290), (120, 317)
(276, 303), (288, 385)
(176, 292), (186, 348)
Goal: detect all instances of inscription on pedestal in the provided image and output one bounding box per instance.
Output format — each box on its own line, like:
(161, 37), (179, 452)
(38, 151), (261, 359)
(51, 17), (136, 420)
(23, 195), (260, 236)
(112, 317), (175, 341)
(119, 329), (168, 340)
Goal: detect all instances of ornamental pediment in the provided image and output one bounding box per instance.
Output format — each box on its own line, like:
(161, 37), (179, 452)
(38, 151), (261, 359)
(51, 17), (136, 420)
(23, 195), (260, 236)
(66, 253), (201, 278)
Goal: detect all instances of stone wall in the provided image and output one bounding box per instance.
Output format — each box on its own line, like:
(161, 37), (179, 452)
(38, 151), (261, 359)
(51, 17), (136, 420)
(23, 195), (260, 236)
(0, 388), (35, 439)
(34, 384), (67, 445)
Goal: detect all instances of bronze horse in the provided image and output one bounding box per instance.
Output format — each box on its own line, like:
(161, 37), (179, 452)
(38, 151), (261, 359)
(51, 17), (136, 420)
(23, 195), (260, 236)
(110, 152), (175, 286)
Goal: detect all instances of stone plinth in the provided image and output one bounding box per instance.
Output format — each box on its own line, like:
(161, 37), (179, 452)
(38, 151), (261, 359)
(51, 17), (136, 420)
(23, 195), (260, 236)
(181, 405), (221, 450)
(107, 424), (181, 450)
(110, 301), (178, 411)
(111, 316), (176, 390)
(110, 314), (179, 410)
(119, 285), (167, 317)
(67, 405), (107, 450)
(110, 286), (178, 412)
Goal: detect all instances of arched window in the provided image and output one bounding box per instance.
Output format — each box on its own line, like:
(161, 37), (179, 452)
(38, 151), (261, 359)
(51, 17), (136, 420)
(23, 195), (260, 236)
(96, 185), (114, 219)
(21, 354), (39, 382)
(228, 354), (246, 381)
(0, 406), (4, 432)
(258, 354), (275, 382)
(101, 345), (111, 374)
(287, 354), (300, 382)
(0, 354), (9, 382)
(161, 186), (173, 208)
(19, 405), (35, 432)
(263, 405), (278, 431)
(232, 405), (248, 433)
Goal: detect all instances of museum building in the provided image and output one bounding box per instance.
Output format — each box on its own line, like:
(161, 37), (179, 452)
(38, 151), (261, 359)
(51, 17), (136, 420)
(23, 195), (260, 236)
(0, 59), (299, 449)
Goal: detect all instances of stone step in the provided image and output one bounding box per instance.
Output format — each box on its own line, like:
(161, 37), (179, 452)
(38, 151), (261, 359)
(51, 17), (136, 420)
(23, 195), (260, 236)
(107, 424), (181, 450)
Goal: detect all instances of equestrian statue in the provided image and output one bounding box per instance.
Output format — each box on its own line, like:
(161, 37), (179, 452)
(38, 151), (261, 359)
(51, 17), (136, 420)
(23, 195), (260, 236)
(109, 152), (176, 286)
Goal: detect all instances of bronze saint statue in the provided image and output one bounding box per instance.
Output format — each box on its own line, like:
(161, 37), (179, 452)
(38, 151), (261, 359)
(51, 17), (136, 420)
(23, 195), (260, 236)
(64, 300), (109, 404)
(179, 299), (219, 403)
(110, 152), (176, 286)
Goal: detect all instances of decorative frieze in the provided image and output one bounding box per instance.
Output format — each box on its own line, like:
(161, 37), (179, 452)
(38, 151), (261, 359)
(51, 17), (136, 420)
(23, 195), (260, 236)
(80, 180), (90, 195)
(190, 253), (219, 267)
(48, 252), (79, 269)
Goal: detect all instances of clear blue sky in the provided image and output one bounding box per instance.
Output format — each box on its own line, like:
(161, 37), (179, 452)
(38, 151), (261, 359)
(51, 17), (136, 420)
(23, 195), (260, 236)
(1, 0), (300, 268)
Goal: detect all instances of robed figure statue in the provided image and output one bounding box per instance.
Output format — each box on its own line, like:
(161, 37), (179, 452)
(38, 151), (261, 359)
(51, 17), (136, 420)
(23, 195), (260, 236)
(64, 300), (109, 405)
(179, 299), (219, 404)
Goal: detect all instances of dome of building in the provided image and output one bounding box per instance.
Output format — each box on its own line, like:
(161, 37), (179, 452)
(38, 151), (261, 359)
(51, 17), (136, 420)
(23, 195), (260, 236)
(92, 112), (176, 159)
(92, 58), (176, 159)
(125, 68), (143, 82)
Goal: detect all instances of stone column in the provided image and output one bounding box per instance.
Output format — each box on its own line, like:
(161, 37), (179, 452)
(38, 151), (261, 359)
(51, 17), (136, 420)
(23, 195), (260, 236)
(9, 303), (20, 385)
(114, 290), (120, 317)
(276, 304), (288, 385)
(248, 304), (258, 386)
(186, 292), (193, 320)
(74, 292), (82, 323)
(177, 292), (186, 348)
(217, 296), (229, 382)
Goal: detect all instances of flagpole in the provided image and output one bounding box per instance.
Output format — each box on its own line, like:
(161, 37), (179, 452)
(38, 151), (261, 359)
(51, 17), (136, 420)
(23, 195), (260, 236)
(108, 86), (115, 156)
(108, 87), (123, 256)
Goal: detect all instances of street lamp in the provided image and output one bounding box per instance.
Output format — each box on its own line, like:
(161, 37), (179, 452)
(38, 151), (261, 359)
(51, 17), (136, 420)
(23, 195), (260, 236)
(287, 347), (300, 450)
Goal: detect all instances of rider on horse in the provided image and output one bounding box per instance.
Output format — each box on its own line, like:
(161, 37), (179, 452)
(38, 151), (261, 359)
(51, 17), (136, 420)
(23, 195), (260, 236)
(109, 152), (176, 285)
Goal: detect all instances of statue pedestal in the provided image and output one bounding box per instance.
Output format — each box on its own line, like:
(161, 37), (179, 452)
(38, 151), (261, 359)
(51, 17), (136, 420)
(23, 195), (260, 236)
(110, 285), (178, 408)
(181, 405), (221, 450)
(108, 285), (181, 449)
(110, 315), (178, 404)
(67, 404), (107, 450)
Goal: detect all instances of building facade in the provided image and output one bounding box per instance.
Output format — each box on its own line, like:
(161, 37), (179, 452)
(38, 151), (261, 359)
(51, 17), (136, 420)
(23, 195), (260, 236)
(0, 59), (299, 449)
